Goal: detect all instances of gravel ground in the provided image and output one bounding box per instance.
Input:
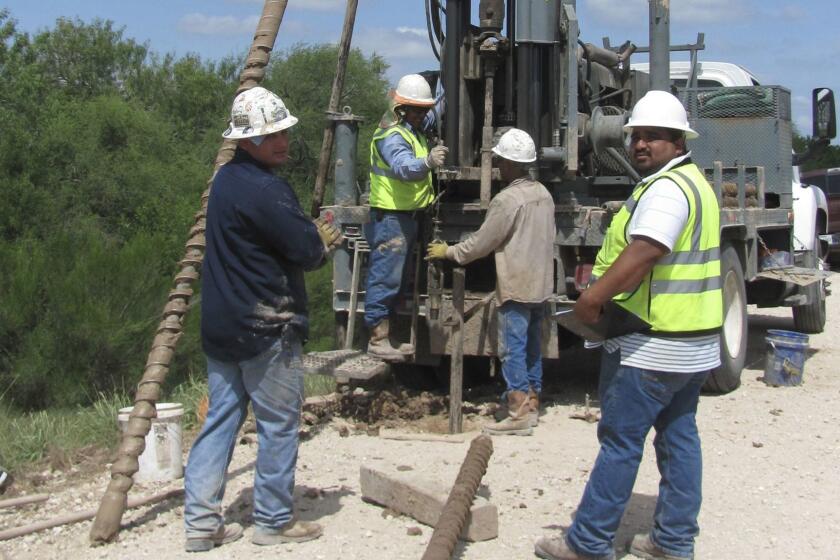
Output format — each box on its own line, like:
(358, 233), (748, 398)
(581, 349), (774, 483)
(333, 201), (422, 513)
(3, 291), (840, 560)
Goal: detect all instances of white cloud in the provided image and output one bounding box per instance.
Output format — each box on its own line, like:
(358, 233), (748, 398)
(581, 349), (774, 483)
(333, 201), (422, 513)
(355, 26), (434, 60)
(353, 26), (437, 84)
(225, 0), (344, 10)
(396, 26), (427, 38)
(178, 13), (261, 36)
(587, 0), (750, 25)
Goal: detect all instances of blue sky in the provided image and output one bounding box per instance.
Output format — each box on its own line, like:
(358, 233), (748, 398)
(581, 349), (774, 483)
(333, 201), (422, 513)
(4, 1), (839, 140)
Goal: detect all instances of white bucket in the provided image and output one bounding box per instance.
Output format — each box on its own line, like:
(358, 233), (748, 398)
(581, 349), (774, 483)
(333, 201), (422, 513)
(117, 402), (184, 482)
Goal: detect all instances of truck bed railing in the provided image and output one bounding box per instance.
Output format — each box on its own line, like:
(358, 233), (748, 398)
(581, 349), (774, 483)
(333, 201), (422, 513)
(704, 163), (766, 210)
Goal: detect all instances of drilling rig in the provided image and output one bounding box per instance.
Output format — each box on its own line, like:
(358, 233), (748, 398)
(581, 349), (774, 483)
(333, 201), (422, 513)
(323, 0), (836, 395)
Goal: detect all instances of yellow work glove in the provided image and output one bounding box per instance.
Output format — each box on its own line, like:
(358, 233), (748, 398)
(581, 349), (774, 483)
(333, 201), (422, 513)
(426, 241), (449, 261)
(313, 216), (343, 255)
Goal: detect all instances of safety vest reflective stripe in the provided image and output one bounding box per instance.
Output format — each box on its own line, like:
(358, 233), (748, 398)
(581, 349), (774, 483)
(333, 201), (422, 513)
(623, 195), (639, 214)
(591, 161), (723, 333)
(659, 247), (721, 265)
(650, 276), (722, 295)
(671, 169), (703, 251)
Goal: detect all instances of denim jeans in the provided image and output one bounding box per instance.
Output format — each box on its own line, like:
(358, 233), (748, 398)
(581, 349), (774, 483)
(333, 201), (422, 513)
(184, 329), (304, 536)
(497, 301), (545, 394)
(363, 210), (418, 328)
(566, 349), (708, 559)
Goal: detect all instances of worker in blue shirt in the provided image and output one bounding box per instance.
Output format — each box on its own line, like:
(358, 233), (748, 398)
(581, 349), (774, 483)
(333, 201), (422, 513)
(365, 74), (448, 360)
(183, 87), (342, 553)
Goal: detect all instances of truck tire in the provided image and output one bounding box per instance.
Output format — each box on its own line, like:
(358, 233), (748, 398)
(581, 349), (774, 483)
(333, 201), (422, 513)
(706, 245), (747, 393)
(792, 231), (826, 334)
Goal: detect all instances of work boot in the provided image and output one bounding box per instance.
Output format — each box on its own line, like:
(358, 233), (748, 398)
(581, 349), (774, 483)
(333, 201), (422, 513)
(628, 534), (689, 560)
(252, 520), (323, 545)
(535, 536), (601, 559)
(367, 319), (412, 362)
(528, 388), (540, 427)
(184, 523), (243, 552)
(483, 390), (533, 436)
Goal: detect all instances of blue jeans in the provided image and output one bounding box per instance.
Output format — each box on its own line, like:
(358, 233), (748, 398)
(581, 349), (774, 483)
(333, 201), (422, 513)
(184, 329), (304, 536)
(497, 301), (545, 394)
(363, 210), (418, 328)
(566, 349), (708, 559)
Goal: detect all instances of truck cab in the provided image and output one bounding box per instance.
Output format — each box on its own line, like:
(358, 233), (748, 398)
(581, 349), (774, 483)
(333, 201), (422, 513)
(801, 167), (840, 261)
(632, 61), (760, 88)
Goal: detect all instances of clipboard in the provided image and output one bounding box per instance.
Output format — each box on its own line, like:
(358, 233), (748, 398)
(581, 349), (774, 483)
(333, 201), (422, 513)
(552, 301), (651, 342)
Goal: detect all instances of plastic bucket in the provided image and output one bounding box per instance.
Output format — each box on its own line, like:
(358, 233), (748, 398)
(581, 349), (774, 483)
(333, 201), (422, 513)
(763, 329), (809, 387)
(117, 402), (184, 482)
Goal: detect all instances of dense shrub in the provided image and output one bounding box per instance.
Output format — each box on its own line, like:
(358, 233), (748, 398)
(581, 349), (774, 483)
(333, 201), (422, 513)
(0, 11), (389, 410)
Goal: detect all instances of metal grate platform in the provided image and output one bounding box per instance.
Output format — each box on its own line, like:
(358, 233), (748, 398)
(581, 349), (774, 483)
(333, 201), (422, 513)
(302, 349), (389, 381)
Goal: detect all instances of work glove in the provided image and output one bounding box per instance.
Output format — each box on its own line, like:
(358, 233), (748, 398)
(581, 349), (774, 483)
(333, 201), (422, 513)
(313, 216), (343, 255)
(424, 145), (449, 170)
(426, 241), (449, 261)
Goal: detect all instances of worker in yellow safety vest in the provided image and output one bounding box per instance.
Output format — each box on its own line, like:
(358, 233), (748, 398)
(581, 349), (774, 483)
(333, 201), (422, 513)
(364, 73), (448, 361)
(535, 90), (722, 560)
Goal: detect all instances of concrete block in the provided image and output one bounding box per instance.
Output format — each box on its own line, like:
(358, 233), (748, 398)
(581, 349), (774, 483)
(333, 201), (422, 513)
(359, 465), (498, 542)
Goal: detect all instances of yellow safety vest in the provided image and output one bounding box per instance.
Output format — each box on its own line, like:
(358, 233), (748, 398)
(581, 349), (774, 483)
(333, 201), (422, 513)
(591, 162), (723, 334)
(369, 124), (434, 211)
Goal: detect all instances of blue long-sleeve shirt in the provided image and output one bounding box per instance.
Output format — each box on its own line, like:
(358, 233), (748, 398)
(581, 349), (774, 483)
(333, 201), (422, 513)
(374, 121), (430, 182)
(201, 148), (325, 362)
(374, 108), (439, 181)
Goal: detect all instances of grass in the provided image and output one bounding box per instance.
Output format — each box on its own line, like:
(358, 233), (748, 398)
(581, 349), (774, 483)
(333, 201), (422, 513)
(0, 391), (131, 473)
(0, 373), (337, 477)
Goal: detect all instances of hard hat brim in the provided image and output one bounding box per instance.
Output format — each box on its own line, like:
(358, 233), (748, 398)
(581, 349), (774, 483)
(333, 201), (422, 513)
(491, 145), (537, 163)
(392, 92), (435, 108)
(623, 122), (699, 140)
(222, 115), (299, 140)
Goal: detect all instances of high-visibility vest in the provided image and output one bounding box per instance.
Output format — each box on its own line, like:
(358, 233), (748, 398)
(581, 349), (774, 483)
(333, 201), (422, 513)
(591, 162), (723, 334)
(369, 124), (434, 210)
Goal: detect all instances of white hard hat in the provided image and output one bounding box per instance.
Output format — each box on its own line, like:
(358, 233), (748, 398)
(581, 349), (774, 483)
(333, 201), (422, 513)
(393, 74), (435, 108)
(623, 90), (698, 139)
(492, 128), (537, 163)
(222, 86), (298, 140)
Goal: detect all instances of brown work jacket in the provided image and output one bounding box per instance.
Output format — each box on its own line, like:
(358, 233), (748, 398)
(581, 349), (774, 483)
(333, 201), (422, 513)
(446, 176), (556, 304)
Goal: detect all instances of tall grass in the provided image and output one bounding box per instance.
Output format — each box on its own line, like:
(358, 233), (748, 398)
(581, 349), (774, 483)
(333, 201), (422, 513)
(0, 392), (130, 472)
(0, 372), (335, 475)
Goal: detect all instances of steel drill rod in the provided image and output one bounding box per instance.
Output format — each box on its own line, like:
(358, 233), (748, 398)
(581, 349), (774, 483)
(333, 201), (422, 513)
(448, 267), (465, 434)
(421, 435), (494, 560)
(310, 0), (359, 217)
(88, 0), (288, 545)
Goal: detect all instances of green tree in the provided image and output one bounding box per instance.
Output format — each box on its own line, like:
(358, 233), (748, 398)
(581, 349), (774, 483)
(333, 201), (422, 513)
(0, 12), (391, 410)
(794, 133), (840, 172)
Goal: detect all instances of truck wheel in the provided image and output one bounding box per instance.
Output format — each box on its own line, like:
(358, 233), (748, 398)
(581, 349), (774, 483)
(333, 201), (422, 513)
(706, 245), (747, 393)
(792, 231), (826, 334)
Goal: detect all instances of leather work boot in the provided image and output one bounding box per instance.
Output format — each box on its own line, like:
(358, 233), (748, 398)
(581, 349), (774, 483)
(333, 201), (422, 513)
(483, 390), (533, 436)
(252, 520), (323, 545)
(535, 536), (601, 560)
(184, 523), (244, 552)
(367, 319), (412, 362)
(628, 534), (689, 560)
(528, 388), (540, 427)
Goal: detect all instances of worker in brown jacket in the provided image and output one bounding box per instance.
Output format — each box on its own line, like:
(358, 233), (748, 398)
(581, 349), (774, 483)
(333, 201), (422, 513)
(426, 128), (556, 435)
